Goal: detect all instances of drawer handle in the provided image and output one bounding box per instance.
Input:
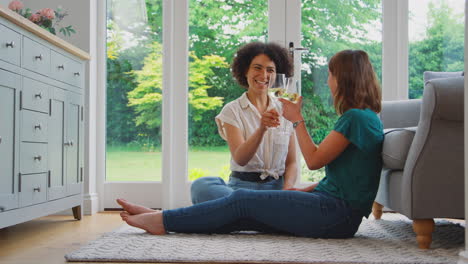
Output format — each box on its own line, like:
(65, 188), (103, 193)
(0, 206), (4, 212)
(35, 92), (43, 99)
(35, 54), (43, 60)
(33, 187), (41, 192)
(5, 41), (14, 48)
(34, 155), (42, 161)
(58, 65), (65, 70)
(34, 124), (42, 130)
(74, 72), (80, 76)
(64, 140), (74, 147)
(0, 136), (2, 144)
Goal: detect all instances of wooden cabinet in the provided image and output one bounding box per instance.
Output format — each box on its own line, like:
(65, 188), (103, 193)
(0, 8), (89, 228)
(0, 70), (20, 213)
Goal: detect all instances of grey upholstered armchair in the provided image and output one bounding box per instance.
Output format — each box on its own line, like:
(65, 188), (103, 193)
(372, 75), (464, 249)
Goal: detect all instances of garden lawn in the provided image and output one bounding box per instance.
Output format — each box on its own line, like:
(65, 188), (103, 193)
(106, 146), (231, 182)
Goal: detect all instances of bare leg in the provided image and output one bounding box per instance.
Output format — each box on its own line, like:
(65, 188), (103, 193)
(120, 211), (166, 235)
(116, 198), (157, 215)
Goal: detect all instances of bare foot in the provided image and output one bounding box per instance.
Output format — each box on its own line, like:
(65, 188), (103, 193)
(116, 198), (157, 215)
(121, 211), (166, 235)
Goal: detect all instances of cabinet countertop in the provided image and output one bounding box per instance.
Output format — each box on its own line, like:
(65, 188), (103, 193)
(0, 5), (91, 61)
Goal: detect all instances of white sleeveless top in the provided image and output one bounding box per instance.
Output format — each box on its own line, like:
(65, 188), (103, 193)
(215, 92), (293, 180)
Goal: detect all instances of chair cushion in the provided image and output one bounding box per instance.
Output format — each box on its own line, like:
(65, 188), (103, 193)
(382, 127), (417, 170)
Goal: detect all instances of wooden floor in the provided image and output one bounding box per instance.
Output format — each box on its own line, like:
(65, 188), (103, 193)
(1, 212), (464, 264)
(0, 211), (152, 264)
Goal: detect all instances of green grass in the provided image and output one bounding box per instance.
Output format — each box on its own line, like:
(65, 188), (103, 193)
(106, 146), (231, 181)
(106, 145), (322, 183)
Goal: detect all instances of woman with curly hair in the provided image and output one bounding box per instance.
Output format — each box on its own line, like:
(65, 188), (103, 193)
(117, 49), (384, 239)
(190, 41), (298, 204)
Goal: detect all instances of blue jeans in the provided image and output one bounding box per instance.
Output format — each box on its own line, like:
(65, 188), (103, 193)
(164, 189), (364, 238)
(191, 176), (283, 204)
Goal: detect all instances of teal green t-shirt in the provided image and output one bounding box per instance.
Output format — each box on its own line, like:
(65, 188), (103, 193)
(315, 108), (384, 217)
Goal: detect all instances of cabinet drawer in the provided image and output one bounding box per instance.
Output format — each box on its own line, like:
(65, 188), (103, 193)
(21, 110), (48, 143)
(22, 37), (50, 76)
(19, 173), (47, 207)
(20, 142), (47, 174)
(51, 51), (84, 88)
(0, 24), (21, 66)
(22, 77), (50, 113)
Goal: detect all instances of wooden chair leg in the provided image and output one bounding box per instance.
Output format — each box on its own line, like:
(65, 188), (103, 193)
(412, 219), (435, 249)
(372, 201), (384, 220)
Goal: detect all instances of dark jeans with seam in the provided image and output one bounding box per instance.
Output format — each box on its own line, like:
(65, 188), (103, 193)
(164, 189), (363, 238)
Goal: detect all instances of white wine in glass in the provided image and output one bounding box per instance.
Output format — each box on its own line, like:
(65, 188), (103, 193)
(268, 73), (286, 101)
(268, 74), (299, 103)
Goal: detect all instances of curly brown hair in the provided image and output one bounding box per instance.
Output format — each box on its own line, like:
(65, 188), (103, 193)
(231, 42), (293, 89)
(328, 50), (382, 114)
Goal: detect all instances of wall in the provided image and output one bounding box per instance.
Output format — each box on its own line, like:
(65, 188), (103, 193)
(0, 0), (10, 7)
(20, 0), (90, 52)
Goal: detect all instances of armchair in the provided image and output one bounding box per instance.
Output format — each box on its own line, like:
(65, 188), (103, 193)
(372, 76), (464, 249)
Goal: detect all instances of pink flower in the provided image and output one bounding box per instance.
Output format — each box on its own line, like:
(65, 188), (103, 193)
(38, 8), (55, 20)
(8, 1), (24, 12)
(29, 13), (41, 23)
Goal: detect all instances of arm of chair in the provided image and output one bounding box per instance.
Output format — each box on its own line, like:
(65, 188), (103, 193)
(401, 76), (464, 219)
(380, 99), (421, 129)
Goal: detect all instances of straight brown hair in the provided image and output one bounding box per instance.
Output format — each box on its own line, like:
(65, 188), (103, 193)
(328, 50), (382, 115)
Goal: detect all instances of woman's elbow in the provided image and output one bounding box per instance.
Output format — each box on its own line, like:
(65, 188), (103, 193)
(233, 157), (248, 167)
(306, 162), (323, 171)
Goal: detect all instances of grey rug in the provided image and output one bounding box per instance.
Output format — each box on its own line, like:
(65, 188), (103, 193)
(65, 213), (464, 264)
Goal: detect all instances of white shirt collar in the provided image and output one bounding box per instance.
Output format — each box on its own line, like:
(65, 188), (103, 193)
(239, 92), (280, 112)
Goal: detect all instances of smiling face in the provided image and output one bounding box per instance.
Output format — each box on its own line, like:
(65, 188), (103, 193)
(245, 54), (276, 93)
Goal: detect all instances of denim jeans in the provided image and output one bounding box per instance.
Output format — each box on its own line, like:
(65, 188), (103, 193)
(164, 189), (364, 238)
(190, 175), (283, 204)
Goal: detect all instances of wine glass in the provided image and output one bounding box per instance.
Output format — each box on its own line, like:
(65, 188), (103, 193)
(283, 77), (300, 103)
(267, 73), (286, 129)
(268, 74), (299, 103)
(268, 74), (300, 132)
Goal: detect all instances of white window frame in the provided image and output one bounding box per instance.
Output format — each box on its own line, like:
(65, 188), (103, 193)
(95, 0), (410, 211)
(382, 0), (409, 101)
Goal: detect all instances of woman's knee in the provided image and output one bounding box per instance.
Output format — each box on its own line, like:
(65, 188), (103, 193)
(191, 177), (225, 193)
(191, 177), (230, 204)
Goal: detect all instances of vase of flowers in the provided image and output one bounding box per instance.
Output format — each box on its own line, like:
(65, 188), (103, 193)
(8, 0), (75, 36)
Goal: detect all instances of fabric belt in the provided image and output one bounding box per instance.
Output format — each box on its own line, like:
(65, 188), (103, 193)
(231, 171), (282, 182)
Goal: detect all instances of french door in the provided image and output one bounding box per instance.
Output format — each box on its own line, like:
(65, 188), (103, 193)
(102, 0), (412, 210)
(102, 0), (298, 210)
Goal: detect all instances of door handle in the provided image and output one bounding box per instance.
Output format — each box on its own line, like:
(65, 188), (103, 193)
(289, 42), (309, 58)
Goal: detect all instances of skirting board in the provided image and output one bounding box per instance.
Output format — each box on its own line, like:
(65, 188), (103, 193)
(83, 193), (99, 215)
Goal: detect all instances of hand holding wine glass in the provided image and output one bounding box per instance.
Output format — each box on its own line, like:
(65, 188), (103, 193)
(279, 96), (303, 123)
(260, 109), (280, 129)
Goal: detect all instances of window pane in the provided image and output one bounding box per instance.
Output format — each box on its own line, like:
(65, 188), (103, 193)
(187, 0), (268, 181)
(106, 0), (163, 181)
(300, 0), (382, 182)
(408, 0), (465, 99)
